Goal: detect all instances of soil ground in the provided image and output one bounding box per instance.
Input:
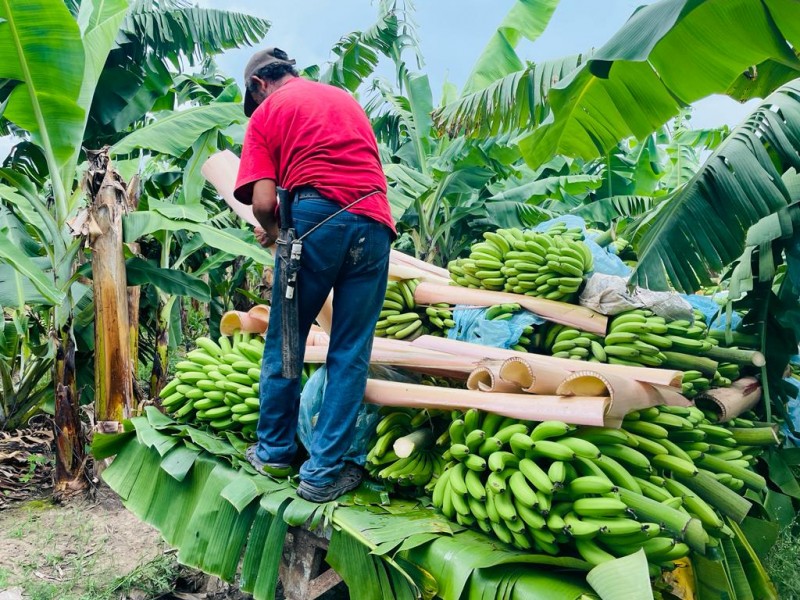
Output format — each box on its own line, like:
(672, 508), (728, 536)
(0, 487), (347, 600)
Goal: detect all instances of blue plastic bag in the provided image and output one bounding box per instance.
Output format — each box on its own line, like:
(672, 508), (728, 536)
(680, 293), (743, 332)
(531, 215), (631, 277)
(782, 375), (800, 447)
(448, 305), (543, 349)
(297, 366), (381, 466)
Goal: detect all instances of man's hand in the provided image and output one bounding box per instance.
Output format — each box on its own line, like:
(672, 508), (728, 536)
(254, 225), (279, 248)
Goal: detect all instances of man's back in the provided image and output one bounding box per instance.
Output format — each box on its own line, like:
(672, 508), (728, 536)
(236, 77), (394, 232)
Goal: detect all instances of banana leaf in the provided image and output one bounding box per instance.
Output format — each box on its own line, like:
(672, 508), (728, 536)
(631, 81), (800, 292)
(327, 530), (422, 600)
(721, 537), (754, 600)
(692, 553), (736, 600)
(404, 528), (591, 600)
(97, 416), (599, 600)
(111, 102), (247, 158)
(467, 566), (597, 600)
(462, 0), (561, 95)
(736, 517), (780, 560)
(518, 0), (800, 170)
(729, 519), (780, 600)
(585, 550), (652, 600)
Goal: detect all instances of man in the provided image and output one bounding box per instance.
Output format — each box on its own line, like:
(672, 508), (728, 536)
(234, 48), (395, 502)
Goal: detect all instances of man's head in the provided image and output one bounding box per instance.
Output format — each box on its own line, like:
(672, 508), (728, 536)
(244, 47), (298, 116)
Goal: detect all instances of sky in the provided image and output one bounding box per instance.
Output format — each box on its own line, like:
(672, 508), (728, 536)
(0, 0), (761, 161)
(197, 0), (759, 129)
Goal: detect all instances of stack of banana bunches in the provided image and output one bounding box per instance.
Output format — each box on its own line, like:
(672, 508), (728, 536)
(447, 223), (592, 301)
(159, 331), (317, 441)
(375, 278), (455, 340)
(538, 308), (751, 399)
(162, 221), (770, 578)
(366, 404), (778, 575)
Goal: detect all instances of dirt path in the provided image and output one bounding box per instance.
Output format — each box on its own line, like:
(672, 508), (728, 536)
(0, 488), (172, 599)
(0, 487), (348, 599)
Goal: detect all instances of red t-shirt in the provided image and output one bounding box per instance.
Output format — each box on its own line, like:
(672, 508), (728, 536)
(234, 77), (396, 235)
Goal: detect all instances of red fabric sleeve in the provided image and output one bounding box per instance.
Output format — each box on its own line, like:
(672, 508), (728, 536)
(234, 113), (277, 205)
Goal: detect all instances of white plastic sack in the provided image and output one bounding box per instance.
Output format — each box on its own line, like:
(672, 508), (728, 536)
(579, 273), (694, 321)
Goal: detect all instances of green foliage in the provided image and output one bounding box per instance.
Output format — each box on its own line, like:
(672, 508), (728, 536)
(764, 518), (800, 599)
(518, 0), (800, 169)
(461, 0), (561, 95)
(630, 81), (800, 292)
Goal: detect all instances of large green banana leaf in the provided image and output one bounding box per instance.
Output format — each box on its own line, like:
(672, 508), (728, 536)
(461, 0), (561, 96)
(518, 0), (800, 169)
(0, 0), (85, 178)
(98, 409), (598, 600)
(118, 0), (269, 64)
(122, 210), (272, 265)
(629, 80), (800, 292)
(111, 102), (247, 158)
(315, 0), (420, 94)
(434, 54), (586, 139)
(0, 232), (63, 304)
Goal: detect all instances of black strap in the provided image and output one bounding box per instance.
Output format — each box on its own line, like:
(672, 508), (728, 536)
(294, 190), (381, 243)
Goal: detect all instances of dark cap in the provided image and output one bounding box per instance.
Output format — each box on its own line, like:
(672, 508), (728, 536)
(243, 47), (297, 117)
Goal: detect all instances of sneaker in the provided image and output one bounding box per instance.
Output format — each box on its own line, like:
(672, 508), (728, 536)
(245, 445), (293, 478)
(296, 464), (363, 503)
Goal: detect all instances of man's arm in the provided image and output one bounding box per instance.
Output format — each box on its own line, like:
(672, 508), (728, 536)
(252, 179), (280, 246)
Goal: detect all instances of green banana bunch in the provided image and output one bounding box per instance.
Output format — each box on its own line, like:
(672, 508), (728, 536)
(365, 408), (449, 488)
(447, 227), (593, 302)
(542, 324), (606, 362)
(376, 278), (455, 340)
(161, 331), (321, 442)
(601, 309), (747, 397)
(427, 405), (774, 575)
(544, 222), (585, 242)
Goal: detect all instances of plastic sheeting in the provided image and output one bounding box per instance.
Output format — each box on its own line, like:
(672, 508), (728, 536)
(447, 305), (543, 349)
(297, 365), (416, 465)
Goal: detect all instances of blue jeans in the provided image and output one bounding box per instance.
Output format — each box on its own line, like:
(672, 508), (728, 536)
(255, 197), (391, 486)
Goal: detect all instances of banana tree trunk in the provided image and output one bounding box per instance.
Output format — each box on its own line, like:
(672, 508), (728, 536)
(53, 320), (86, 500)
(86, 150), (132, 428)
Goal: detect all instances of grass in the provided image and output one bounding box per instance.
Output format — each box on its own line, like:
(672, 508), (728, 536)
(103, 552), (180, 600)
(765, 518), (800, 599)
(6, 552), (180, 600)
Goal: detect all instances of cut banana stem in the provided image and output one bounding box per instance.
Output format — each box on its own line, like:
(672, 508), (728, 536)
(393, 428), (436, 459)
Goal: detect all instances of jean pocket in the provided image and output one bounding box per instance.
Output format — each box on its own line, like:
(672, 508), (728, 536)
(345, 221), (391, 271)
(295, 218), (347, 273)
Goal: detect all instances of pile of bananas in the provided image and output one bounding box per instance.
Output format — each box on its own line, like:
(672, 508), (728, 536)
(376, 278), (454, 340)
(428, 405), (776, 574)
(545, 221), (586, 242)
(600, 309), (752, 397)
(366, 408), (449, 488)
(447, 226), (593, 302)
(541, 324), (606, 362)
(160, 332), (316, 441)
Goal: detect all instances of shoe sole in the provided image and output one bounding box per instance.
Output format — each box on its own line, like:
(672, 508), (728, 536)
(297, 468), (362, 503)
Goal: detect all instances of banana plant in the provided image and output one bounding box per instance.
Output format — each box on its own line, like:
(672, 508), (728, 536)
(0, 0), (271, 494)
(110, 79), (272, 399)
(434, 0), (800, 167)
(629, 80), (800, 292)
(0, 0), (130, 496)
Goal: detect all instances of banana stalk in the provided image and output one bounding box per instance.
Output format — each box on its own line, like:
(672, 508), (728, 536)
(700, 345), (765, 367)
(394, 429), (436, 458)
(659, 351), (718, 378)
